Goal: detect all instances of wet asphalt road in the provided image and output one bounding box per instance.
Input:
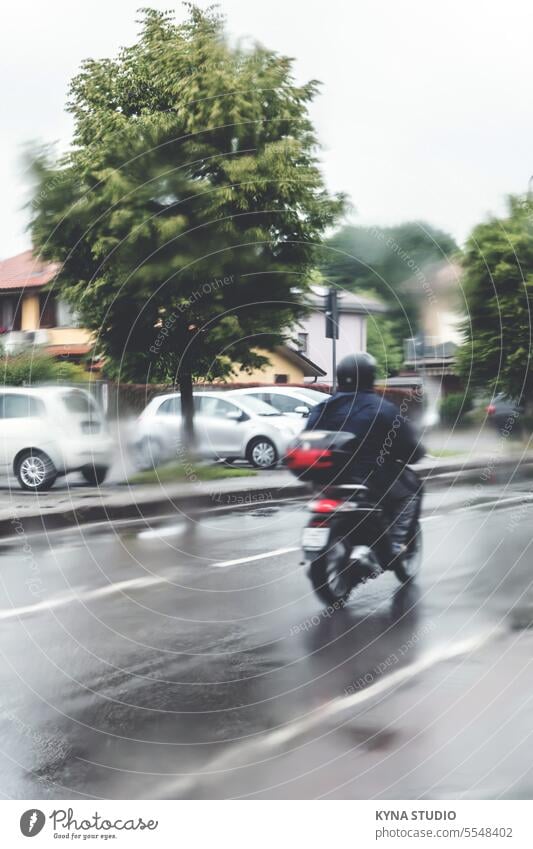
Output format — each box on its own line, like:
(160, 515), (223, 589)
(2, 476), (533, 800)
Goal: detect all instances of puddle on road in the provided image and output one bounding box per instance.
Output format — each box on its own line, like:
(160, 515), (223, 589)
(248, 507), (281, 517)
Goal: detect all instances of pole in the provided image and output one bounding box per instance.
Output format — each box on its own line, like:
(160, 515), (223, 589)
(332, 330), (337, 393)
(325, 287), (339, 392)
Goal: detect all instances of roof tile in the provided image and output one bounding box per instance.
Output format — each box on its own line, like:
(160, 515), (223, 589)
(0, 250), (60, 291)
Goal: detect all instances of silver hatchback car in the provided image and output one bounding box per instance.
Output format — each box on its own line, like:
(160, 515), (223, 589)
(135, 391), (303, 469)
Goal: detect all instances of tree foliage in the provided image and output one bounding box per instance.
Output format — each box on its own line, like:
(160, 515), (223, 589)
(457, 195), (533, 400)
(321, 222), (457, 373)
(29, 6), (344, 391)
(366, 316), (404, 379)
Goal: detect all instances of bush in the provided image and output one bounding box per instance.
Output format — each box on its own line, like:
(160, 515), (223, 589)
(439, 391), (473, 425)
(0, 352), (89, 386)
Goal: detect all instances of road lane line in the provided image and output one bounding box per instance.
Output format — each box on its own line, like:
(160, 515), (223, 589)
(454, 494), (533, 513)
(137, 523), (186, 540)
(209, 494), (533, 567)
(157, 628), (500, 797)
(0, 575), (163, 622)
(212, 546), (298, 568)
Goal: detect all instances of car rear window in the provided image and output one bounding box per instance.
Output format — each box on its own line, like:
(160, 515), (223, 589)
(61, 391), (98, 415)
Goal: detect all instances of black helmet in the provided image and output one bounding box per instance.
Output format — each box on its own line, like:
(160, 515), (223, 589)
(336, 352), (377, 392)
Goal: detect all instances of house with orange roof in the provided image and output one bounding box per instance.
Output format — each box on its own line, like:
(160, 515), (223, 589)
(0, 250), (93, 360)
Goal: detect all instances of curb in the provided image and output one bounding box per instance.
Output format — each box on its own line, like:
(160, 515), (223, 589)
(2, 455), (533, 539)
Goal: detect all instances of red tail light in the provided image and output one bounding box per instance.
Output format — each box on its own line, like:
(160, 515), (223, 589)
(285, 447), (333, 470)
(486, 404), (496, 415)
(309, 498), (343, 513)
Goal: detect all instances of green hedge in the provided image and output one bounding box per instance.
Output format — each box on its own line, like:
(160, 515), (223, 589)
(0, 352), (89, 386)
(439, 391), (473, 425)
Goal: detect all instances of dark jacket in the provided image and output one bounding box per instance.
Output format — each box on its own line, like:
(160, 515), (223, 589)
(304, 390), (424, 495)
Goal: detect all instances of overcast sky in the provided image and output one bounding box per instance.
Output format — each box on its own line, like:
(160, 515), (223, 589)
(2, 0), (532, 258)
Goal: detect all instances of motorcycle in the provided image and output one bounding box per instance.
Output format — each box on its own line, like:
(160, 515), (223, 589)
(285, 430), (422, 606)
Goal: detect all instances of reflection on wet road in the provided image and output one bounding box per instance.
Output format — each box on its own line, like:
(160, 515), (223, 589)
(1, 480), (533, 799)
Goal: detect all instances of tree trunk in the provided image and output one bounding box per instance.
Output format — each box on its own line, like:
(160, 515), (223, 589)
(179, 371), (195, 452)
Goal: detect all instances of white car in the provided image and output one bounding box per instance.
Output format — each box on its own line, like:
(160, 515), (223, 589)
(0, 386), (113, 491)
(226, 386), (329, 419)
(135, 391), (303, 469)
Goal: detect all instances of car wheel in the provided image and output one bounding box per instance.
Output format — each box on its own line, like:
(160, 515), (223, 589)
(246, 437), (278, 469)
(16, 451), (57, 492)
(81, 464), (109, 485)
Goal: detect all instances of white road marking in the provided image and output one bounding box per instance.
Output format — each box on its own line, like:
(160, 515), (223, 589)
(137, 523), (186, 540)
(205, 494), (533, 568)
(212, 546), (299, 569)
(0, 575), (163, 622)
(2, 495), (531, 619)
(157, 628), (500, 797)
(454, 494), (533, 513)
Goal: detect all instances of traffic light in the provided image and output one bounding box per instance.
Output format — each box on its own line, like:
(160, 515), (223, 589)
(325, 288), (339, 339)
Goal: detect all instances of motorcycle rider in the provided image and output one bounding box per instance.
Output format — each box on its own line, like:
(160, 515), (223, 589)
(304, 352), (425, 568)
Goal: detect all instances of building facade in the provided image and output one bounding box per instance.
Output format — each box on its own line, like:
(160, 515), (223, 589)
(0, 252), (385, 385)
(235, 286), (385, 385)
(0, 251), (92, 359)
(296, 287), (385, 383)
(402, 260), (464, 425)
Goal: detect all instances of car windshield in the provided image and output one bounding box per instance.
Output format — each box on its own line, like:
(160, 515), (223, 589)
(235, 396), (280, 416)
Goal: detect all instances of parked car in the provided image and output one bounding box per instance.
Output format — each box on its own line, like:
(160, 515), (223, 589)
(485, 394), (523, 431)
(0, 387), (113, 491)
(135, 391), (303, 469)
(226, 386), (328, 419)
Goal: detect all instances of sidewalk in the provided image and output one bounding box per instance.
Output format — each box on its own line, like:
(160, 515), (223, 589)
(0, 445), (532, 538)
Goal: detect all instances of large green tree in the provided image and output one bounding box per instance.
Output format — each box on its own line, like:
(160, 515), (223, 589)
(458, 195), (533, 401)
(321, 221), (457, 375)
(29, 6), (343, 437)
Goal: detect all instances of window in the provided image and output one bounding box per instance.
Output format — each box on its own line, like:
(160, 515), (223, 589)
(297, 332), (308, 354)
(0, 297), (22, 331)
(268, 394), (305, 414)
(13, 299), (21, 331)
(39, 294), (57, 329)
(157, 397), (181, 416)
(0, 394), (46, 418)
(197, 396), (240, 418)
(274, 374), (289, 384)
(237, 396), (278, 416)
(295, 387), (328, 403)
(0, 297), (15, 330)
(56, 300), (79, 328)
(61, 391), (98, 415)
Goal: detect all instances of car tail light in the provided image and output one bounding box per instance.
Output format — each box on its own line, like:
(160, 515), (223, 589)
(486, 404), (496, 415)
(285, 447), (333, 470)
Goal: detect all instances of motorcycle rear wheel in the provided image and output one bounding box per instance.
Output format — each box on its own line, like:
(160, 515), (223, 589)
(393, 521), (422, 584)
(309, 541), (353, 606)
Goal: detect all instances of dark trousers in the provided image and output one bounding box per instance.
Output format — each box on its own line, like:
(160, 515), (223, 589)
(383, 467), (423, 563)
